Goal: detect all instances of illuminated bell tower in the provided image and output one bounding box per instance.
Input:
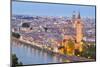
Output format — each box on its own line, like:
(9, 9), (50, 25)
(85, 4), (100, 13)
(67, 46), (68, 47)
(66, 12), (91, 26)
(74, 12), (83, 52)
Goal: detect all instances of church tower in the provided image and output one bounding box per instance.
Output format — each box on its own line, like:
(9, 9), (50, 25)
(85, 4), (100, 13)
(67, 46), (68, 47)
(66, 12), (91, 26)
(72, 11), (76, 23)
(74, 12), (83, 52)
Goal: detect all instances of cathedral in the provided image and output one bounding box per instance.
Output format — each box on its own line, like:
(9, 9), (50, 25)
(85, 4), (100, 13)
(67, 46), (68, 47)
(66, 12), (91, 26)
(58, 11), (84, 56)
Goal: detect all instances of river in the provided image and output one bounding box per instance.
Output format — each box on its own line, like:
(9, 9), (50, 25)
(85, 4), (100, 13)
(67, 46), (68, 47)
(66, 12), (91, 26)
(11, 40), (71, 65)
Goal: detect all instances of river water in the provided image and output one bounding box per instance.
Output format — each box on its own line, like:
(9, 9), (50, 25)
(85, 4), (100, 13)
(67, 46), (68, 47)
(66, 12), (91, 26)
(11, 40), (71, 65)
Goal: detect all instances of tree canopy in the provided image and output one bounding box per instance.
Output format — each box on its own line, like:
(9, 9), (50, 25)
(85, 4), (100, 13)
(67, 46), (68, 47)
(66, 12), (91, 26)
(22, 23), (30, 28)
(12, 54), (23, 67)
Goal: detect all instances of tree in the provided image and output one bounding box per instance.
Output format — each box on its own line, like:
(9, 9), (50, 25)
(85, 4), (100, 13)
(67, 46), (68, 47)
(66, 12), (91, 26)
(75, 40), (87, 56)
(12, 32), (20, 39)
(67, 39), (75, 56)
(12, 54), (23, 67)
(81, 45), (96, 59)
(74, 40), (96, 59)
(22, 23), (30, 28)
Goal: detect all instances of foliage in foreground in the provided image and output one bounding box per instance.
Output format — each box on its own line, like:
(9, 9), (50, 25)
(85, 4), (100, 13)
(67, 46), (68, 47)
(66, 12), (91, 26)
(12, 54), (23, 67)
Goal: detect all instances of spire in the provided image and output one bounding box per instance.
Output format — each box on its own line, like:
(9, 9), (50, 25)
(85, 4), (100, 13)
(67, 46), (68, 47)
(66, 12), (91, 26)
(77, 12), (81, 19)
(72, 11), (76, 23)
(72, 11), (76, 19)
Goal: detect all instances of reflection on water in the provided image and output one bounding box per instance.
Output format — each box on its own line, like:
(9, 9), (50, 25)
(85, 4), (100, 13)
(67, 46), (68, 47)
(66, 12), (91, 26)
(11, 40), (70, 65)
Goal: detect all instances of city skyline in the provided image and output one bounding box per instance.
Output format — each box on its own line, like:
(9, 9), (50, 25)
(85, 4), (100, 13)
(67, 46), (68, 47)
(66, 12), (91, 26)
(11, 1), (96, 66)
(12, 1), (96, 18)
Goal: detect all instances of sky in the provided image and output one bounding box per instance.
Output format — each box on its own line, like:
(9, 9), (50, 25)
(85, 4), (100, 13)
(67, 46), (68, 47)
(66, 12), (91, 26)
(12, 1), (96, 18)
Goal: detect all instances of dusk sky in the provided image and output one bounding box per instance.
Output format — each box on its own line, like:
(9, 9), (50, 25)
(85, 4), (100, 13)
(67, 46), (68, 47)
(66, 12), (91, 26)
(12, 1), (96, 18)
